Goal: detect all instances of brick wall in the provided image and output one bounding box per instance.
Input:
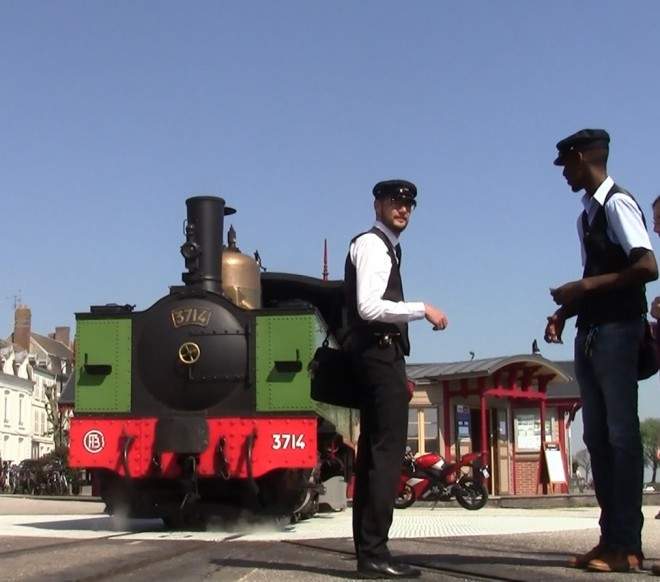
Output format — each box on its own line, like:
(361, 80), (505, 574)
(515, 455), (540, 495)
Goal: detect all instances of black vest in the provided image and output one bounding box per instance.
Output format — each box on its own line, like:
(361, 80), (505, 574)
(344, 227), (411, 355)
(576, 184), (648, 328)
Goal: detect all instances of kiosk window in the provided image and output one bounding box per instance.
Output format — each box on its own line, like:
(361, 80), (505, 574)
(514, 409), (556, 451)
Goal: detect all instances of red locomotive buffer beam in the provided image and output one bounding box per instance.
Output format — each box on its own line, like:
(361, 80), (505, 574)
(69, 417), (318, 479)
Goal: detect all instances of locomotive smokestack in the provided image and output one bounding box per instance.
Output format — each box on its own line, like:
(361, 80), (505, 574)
(181, 196), (236, 293)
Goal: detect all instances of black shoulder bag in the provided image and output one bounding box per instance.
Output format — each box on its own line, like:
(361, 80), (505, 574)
(595, 187), (659, 381)
(638, 319), (658, 380)
(308, 330), (361, 409)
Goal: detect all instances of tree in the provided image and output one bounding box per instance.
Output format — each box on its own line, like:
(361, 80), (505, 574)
(573, 448), (592, 484)
(44, 380), (69, 448)
(640, 417), (660, 482)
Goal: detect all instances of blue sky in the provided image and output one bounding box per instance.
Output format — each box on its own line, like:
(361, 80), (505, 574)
(3, 2), (660, 433)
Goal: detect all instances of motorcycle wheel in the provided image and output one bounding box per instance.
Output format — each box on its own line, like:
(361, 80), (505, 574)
(394, 484), (416, 509)
(455, 478), (488, 510)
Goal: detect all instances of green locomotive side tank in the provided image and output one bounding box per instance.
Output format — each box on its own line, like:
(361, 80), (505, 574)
(75, 310), (133, 412)
(254, 310), (355, 440)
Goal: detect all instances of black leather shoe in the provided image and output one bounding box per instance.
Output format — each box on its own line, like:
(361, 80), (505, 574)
(357, 557), (421, 579)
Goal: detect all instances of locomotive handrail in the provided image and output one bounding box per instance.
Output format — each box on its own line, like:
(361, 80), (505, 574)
(246, 429), (259, 500)
(215, 437), (231, 480)
(121, 434), (135, 479)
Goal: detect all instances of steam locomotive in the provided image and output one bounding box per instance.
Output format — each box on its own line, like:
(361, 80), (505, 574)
(67, 196), (355, 527)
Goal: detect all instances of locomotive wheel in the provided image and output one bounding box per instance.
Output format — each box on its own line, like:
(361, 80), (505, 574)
(163, 510), (208, 531)
(100, 474), (132, 517)
(394, 484), (416, 509)
(257, 468), (320, 522)
(455, 478), (489, 510)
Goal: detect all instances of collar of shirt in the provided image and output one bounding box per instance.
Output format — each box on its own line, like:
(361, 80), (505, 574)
(581, 175), (614, 214)
(373, 220), (400, 248)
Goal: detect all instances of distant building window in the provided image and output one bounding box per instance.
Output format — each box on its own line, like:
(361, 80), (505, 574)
(407, 407), (440, 455)
(407, 409), (419, 454)
(423, 408), (439, 454)
(3, 391), (9, 424)
(18, 394), (24, 426)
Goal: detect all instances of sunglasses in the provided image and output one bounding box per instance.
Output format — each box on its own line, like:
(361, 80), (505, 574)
(387, 195), (416, 210)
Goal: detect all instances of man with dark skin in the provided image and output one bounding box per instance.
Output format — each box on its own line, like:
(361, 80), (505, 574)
(546, 129), (658, 573)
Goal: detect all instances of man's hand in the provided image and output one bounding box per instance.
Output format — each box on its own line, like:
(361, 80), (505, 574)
(651, 296), (660, 319)
(550, 279), (589, 306)
(425, 304), (448, 331)
(566, 402), (582, 429)
(544, 310), (566, 344)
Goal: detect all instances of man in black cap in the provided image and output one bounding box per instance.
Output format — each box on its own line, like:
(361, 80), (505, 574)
(345, 179), (447, 579)
(545, 129), (658, 573)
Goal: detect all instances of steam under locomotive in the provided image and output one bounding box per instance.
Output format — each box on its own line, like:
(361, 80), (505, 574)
(67, 196), (356, 527)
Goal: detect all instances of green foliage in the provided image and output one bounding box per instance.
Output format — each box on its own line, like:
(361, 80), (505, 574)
(38, 444), (69, 466)
(573, 418), (660, 486)
(37, 445), (80, 484)
(640, 417), (660, 482)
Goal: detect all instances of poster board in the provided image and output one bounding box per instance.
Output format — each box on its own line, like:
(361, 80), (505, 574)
(541, 442), (567, 485)
(456, 405), (471, 439)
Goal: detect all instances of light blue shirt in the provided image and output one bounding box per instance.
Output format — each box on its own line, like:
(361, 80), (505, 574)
(577, 176), (653, 267)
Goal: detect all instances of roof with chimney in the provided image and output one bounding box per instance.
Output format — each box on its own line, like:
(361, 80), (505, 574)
(0, 338), (28, 356)
(30, 332), (73, 360)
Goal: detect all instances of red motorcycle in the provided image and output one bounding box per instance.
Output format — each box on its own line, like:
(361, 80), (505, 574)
(395, 448), (490, 510)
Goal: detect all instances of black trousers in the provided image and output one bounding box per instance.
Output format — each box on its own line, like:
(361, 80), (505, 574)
(351, 342), (409, 559)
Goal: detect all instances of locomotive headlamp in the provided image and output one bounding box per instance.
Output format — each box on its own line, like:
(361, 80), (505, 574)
(180, 241), (200, 261)
(178, 342), (201, 365)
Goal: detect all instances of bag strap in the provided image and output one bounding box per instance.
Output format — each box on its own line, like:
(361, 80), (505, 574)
(322, 330), (332, 348)
(322, 324), (358, 348)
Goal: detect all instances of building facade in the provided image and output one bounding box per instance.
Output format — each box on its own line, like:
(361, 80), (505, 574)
(0, 345), (34, 462)
(0, 306), (72, 463)
(405, 356), (579, 496)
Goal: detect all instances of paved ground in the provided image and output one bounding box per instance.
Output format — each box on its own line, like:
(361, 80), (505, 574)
(0, 501), (601, 542)
(2, 496), (660, 581)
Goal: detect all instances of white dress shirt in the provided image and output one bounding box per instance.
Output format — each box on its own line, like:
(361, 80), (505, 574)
(349, 221), (426, 323)
(578, 176), (653, 267)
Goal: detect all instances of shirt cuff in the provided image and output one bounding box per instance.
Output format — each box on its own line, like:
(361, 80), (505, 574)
(409, 302), (426, 320)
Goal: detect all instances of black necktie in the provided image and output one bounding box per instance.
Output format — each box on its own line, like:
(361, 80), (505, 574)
(395, 244), (402, 265)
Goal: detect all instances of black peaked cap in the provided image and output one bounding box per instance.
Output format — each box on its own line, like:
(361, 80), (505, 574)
(372, 179), (417, 199)
(554, 128), (610, 166)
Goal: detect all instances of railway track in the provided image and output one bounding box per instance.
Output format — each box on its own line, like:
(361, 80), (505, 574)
(283, 539), (540, 582)
(0, 500), (654, 581)
(0, 532), (548, 582)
